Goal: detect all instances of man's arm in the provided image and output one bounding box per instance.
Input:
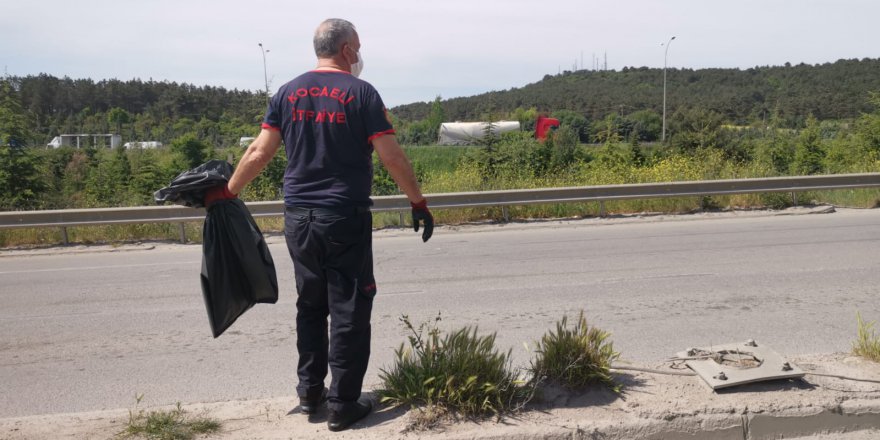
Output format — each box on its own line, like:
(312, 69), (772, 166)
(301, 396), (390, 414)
(372, 134), (424, 203)
(227, 128), (283, 194)
(373, 133), (433, 241)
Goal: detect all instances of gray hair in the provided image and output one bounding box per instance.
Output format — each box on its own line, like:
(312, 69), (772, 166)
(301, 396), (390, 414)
(314, 18), (356, 58)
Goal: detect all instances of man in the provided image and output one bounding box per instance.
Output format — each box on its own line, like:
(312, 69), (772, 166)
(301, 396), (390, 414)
(206, 18), (433, 432)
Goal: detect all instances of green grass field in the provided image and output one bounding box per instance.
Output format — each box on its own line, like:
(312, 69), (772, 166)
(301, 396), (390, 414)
(404, 144), (475, 173)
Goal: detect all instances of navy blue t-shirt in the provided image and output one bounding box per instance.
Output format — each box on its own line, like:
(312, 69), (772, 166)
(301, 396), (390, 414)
(263, 70), (394, 208)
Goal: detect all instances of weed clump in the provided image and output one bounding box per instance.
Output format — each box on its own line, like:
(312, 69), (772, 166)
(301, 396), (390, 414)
(530, 311), (620, 391)
(853, 312), (880, 362)
(121, 395), (221, 440)
(378, 314), (532, 422)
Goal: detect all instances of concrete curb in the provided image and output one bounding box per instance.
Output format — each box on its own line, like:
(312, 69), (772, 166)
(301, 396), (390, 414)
(5, 398), (878, 440)
(747, 400), (880, 440)
(387, 401), (880, 440)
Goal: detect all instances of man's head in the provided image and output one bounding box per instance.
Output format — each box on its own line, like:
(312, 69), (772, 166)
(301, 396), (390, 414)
(314, 18), (362, 76)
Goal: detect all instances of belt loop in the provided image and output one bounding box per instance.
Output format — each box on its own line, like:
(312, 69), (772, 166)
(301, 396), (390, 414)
(308, 209), (315, 222)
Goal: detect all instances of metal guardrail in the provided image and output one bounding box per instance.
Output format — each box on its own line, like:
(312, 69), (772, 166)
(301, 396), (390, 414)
(1, 173), (879, 244)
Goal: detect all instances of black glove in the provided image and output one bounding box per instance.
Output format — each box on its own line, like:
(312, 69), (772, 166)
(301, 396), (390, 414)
(411, 199), (434, 242)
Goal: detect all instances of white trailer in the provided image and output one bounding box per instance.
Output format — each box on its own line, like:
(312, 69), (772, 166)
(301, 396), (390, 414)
(437, 121), (521, 145)
(123, 141), (163, 149)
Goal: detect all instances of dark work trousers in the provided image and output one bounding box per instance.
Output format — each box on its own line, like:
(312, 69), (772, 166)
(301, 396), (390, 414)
(284, 206), (376, 411)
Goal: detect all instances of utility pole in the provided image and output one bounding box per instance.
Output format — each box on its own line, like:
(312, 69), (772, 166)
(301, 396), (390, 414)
(662, 36), (676, 143)
(258, 43), (270, 104)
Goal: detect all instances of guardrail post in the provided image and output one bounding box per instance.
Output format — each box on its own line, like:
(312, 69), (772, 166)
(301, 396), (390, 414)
(791, 192), (798, 206)
(60, 227), (69, 245)
(502, 206), (510, 223)
(399, 212), (405, 228)
(178, 223), (187, 244)
(599, 201), (606, 217)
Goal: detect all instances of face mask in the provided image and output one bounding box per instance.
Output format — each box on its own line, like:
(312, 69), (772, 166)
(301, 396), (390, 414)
(350, 51), (364, 78)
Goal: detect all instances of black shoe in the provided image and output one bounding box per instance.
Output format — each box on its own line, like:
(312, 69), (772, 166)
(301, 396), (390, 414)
(299, 387), (327, 414)
(327, 397), (373, 432)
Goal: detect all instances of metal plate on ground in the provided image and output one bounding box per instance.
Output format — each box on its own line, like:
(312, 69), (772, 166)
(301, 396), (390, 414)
(676, 340), (805, 390)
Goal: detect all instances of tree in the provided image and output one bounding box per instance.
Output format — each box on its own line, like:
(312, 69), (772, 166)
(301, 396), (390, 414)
(0, 80), (46, 210)
(126, 148), (170, 204)
(547, 125), (579, 170)
(626, 110), (662, 142)
(669, 108), (724, 152)
(855, 91), (880, 155)
(0, 81), (31, 148)
(792, 115), (825, 175)
(170, 133), (209, 170)
(592, 113), (623, 145)
(551, 109), (589, 142)
(512, 106), (538, 131)
(0, 143), (45, 210)
(38, 146), (76, 208)
(425, 96), (445, 144)
(107, 107), (130, 134)
(84, 147), (132, 206)
(58, 150), (93, 207)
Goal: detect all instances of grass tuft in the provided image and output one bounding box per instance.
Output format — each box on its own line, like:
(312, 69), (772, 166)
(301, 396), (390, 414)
(378, 314), (534, 423)
(121, 396), (221, 440)
(530, 310), (620, 392)
(853, 312), (880, 362)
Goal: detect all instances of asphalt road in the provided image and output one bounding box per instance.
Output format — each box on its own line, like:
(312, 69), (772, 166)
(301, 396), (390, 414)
(1, 208), (878, 418)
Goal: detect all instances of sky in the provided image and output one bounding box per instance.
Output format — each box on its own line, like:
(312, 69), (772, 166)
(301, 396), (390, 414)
(1, 0), (878, 108)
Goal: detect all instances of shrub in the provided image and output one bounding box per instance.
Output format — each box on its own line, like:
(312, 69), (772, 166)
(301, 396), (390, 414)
(372, 157), (399, 196)
(242, 152), (286, 201)
(853, 312), (880, 362)
(378, 315), (532, 419)
(530, 311), (620, 391)
(759, 192), (795, 209)
(122, 396), (221, 440)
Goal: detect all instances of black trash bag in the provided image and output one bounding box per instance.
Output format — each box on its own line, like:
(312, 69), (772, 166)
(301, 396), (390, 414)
(200, 198), (278, 337)
(155, 160), (278, 338)
(154, 159), (234, 208)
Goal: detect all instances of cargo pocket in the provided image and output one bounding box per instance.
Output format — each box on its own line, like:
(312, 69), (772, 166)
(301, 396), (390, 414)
(358, 279), (377, 300)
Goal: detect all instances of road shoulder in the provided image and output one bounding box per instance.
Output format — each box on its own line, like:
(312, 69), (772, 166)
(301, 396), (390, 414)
(3, 353), (878, 440)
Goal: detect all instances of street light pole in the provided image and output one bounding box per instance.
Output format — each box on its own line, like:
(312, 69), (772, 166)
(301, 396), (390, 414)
(258, 43), (270, 104)
(662, 36), (676, 143)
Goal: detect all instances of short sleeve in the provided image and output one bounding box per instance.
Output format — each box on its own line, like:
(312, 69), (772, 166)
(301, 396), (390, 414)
(362, 88), (395, 142)
(262, 93), (281, 131)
